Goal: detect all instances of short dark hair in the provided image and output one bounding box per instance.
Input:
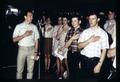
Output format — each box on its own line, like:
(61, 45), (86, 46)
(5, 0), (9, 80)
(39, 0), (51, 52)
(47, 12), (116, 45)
(107, 9), (115, 13)
(23, 10), (33, 16)
(71, 16), (81, 20)
(62, 16), (68, 20)
(108, 10), (115, 15)
(45, 17), (51, 21)
(88, 11), (100, 18)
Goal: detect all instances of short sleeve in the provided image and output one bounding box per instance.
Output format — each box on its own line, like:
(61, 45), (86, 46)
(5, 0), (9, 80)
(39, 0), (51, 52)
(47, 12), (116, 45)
(78, 30), (86, 43)
(34, 26), (40, 41)
(101, 32), (109, 49)
(13, 25), (20, 38)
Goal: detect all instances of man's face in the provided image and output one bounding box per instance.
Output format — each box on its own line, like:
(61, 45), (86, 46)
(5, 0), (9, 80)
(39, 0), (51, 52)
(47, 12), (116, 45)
(108, 11), (115, 20)
(63, 17), (68, 25)
(89, 15), (98, 27)
(25, 12), (33, 23)
(71, 17), (79, 28)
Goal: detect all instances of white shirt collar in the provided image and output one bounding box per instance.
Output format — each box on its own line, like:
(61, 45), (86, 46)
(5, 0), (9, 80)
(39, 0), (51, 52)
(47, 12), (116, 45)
(90, 26), (100, 31)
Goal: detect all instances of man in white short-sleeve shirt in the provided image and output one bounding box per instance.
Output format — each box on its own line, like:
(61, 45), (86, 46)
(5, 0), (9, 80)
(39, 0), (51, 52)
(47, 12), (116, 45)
(13, 11), (39, 79)
(78, 12), (109, 79)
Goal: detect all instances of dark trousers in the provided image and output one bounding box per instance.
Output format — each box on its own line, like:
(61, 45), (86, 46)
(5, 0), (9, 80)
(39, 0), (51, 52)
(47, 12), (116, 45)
(100, 57), (113, 79)
(67, 51), (81, 79)
(79, 55), (100, 79)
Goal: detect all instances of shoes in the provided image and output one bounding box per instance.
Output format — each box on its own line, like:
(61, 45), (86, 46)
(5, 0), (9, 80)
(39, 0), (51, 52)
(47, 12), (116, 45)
(31, 55), (39, 61)
(58, 77), (62, 79)
(63, 71), (68, 79)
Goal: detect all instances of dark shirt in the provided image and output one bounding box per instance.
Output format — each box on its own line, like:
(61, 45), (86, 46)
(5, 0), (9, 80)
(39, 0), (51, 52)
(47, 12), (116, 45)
(65, 27), (83, 53)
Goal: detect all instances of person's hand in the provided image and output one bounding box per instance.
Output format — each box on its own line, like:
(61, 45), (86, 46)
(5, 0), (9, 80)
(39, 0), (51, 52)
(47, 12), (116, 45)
(72, 34), (79, 40)
(89, 35), (100, 43)
(57, 47), (65, 54)
(58, 47), (63, 53)
(47, 27), (52, 31)
(107, 48), (116, 58)
(63, 26), (68, 32)
(33, 53), (39, 61)
(93, 63), (101, 73)
(23, 30), (33, 37)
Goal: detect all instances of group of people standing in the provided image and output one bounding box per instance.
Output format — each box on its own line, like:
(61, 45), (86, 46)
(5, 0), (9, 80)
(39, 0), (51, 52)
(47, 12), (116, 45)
(12, 10), (116, 80)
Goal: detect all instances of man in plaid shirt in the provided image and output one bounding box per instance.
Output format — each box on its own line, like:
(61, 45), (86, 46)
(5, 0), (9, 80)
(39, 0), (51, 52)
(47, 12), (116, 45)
(59, 16), (83, 79)
(65, 26), (82, 53)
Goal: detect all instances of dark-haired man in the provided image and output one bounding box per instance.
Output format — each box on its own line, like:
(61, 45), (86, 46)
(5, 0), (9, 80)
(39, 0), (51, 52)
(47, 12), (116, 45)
(13, 11), (39, 79)
(59, 16), (83, 79)
(78, 12), (109, 79)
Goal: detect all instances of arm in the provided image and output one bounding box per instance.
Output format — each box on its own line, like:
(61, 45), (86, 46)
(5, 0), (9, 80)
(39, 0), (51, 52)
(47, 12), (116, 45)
(94, 49), (107, 73)
(59, 34), (79, 51)
(64, 36), (74, 48)
(78, 35), (100, 49)
(78, 38), (91, 49)
(34, 26), (40, 54)
(99, 49), (107, 66)
(33, 39), (40, 60)
(107, 47), (116, 58)
(56, 27), (63, 40)
(13, 30), (33, 43)
(34, 39), (39, 53)
(13, 34), (25, 42)
(107, 24), (116, 58)
(94, 31), (109, 73)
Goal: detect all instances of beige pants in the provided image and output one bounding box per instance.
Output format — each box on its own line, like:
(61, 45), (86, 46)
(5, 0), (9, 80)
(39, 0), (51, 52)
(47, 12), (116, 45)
(16, 46), (35, 79)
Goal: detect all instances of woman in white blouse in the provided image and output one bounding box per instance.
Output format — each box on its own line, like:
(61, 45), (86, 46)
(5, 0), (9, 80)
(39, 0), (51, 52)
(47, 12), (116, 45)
(44, 17), (53, 72)
(55, 17), (70, 79)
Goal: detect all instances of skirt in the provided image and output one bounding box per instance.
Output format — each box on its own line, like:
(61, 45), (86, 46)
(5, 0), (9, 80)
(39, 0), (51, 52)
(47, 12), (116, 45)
(44, 38), (52, 55)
